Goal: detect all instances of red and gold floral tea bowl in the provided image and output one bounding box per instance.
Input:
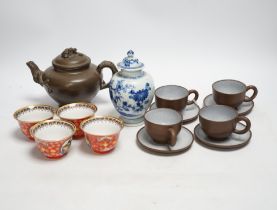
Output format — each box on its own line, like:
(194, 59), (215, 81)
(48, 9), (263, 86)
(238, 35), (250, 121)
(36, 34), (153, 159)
(30, 120), (76, 159)
(13, 105), (56, 141)
(56, 103), (97, 139)
(80, 116), (124, 154)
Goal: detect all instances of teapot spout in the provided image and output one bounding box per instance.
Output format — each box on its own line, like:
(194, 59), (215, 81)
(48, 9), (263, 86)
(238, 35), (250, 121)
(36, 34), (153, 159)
(26, 61), (44, 86)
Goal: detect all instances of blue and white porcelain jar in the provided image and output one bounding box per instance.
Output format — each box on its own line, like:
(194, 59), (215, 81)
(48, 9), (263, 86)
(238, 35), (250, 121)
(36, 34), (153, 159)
(109, 50), (155, 126)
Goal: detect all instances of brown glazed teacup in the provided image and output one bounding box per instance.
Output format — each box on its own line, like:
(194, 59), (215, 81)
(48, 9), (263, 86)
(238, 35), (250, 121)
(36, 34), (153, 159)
(144, 108), (183, 146)
(212, 79), (258, 108)
(155, 85), (199, 111)
(199, 105), (251, 139)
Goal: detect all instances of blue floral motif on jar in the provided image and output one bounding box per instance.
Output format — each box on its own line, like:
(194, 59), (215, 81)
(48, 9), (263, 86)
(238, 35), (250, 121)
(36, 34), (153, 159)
(109, 50), (154, 124)
(109, 80), (152, 117)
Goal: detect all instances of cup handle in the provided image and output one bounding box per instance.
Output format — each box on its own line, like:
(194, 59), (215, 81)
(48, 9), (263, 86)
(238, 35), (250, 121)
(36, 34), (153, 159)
(168, 128), (177, 146)
(187, 89), (199, 105)
(233, 116), (251, 134)
(96, 61), (118, 90)
(244, 85), (258, 102)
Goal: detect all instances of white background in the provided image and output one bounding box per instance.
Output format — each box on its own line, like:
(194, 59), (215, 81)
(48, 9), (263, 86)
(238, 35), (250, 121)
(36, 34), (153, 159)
(1, 0), (277, 209)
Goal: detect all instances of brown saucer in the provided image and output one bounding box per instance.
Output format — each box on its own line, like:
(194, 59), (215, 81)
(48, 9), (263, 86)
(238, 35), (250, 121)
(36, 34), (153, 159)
(136, 126), (194, 155)
(203, 94), (254, 116)
(194, 123), (252, 150)
(150, 102), (200, 124)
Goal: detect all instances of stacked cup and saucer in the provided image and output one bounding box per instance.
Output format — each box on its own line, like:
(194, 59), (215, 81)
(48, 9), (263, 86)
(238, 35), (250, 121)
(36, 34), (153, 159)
(150, 85), (200, 124)
(203, 79), (258, 115)
(137, 85), (196, 155)
(195, 79), (258, 150)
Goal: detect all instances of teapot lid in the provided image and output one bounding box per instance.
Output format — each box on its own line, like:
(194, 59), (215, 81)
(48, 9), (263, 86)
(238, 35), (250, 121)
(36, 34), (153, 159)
(117, 50), (144, 70)
(52, 48), (91, 70)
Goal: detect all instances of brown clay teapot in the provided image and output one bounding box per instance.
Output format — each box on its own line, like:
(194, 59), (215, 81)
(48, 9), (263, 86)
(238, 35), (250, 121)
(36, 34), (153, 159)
(27, 48), (118, 105)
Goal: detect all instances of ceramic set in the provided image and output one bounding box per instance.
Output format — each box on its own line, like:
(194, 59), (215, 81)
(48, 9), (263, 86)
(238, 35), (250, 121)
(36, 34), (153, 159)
(56, 103), (97, 138)
(30, 120), (75, 159)
(137, 79), (258, 154)
(14, 103), (124, 159)
(80, 116), (124, 154)
(13, 105), (56, 140)
(194, 105), (252, 149)
(12, 48), (259, 158)
(135, 85), (199, 155)
(27, 48), (118, 105)
(137, 108), (194, 155)
(150, 85), (200, 124)
(193, 79), (257, 150)
(203, 80), (258, 115)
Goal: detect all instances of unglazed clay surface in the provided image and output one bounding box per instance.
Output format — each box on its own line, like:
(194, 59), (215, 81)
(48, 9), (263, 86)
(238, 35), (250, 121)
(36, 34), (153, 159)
(27, 48), (118, 105)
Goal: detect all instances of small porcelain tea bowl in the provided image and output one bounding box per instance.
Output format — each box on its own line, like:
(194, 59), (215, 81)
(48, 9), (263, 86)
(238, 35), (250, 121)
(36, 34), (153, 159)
(56, 103), (97, 139)
(13, 105), (56, 140)
(30, 120), (76, 159)
(80, 116), (124, 154)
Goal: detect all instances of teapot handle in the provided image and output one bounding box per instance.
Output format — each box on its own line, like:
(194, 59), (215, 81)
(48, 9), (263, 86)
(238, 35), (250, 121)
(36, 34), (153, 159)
(96, 61), (118, 90)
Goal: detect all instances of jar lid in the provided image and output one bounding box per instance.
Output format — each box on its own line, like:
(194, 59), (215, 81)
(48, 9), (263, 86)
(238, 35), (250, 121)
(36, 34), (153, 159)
(52, 48), (91, 71)
(117, 50), (144, 70)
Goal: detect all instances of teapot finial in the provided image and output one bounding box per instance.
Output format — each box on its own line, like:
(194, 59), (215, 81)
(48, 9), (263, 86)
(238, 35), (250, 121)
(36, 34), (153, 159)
(61, 48), (77, 58)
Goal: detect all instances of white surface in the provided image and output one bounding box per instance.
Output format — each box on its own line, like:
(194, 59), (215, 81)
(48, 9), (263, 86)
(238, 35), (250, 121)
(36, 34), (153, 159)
(16, 109), (54, 122)
(155, 85), (188, 100)
(34, 123), (74, 141)
(83, 119), (122, 136)
(204, 94), (254, 115)
(151, 102), (200, 121)
(58, 107), (95, 119)
(200, 105), (237, 121)
(1, 0), (277, 210)
(213, 79), (246, 94)
(145, 108), (182, 125)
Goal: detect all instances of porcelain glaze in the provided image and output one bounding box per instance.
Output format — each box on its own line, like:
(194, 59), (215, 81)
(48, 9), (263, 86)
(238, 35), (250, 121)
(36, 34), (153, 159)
(80, 117), (124, 154)
(56, 103), (97, 138)
(30, 120), (75, 159)
(109, 50), (155, 125)
(150, 102), (200, 124)
(13, 105), (55, 140)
